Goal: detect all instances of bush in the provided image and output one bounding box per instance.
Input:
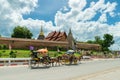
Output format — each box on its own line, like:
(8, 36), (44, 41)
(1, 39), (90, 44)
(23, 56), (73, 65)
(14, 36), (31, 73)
(3, 45), (7, 49)
(2, 50), (6, 53)
(0, 44), (7, 50)
(9, 50), (16, 58)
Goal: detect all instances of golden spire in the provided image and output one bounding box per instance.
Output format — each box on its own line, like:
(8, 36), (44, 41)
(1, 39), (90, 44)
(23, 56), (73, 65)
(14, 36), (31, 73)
(37, 26), (45, 40)
(40, 26), (44, 36)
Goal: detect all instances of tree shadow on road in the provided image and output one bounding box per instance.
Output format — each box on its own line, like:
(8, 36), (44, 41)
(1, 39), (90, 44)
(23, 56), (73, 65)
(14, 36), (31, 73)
(30, 66), (51, 69)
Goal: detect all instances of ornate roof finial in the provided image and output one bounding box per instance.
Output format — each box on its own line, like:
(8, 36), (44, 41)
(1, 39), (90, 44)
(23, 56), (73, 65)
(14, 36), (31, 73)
(37, 25), (45, 40)
(40, 26), (44, 36)
(67, 28), (75, 50)
(68, 28), (72, 36)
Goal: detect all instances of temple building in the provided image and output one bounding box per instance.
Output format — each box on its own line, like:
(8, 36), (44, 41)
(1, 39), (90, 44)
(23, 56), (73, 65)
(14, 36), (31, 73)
(0, 27), (101, 51)
(37, 26), (45, 40)
(45, 29), (76, 50)
(45, 31), (67, 41)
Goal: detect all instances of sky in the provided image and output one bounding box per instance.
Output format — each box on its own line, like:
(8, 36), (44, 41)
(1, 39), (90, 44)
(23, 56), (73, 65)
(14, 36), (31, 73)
(0, 0), (120, 50)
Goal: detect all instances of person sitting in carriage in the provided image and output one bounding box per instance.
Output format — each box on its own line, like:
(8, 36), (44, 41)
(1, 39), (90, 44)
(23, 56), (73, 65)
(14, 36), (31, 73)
(30, 50), (40, 61)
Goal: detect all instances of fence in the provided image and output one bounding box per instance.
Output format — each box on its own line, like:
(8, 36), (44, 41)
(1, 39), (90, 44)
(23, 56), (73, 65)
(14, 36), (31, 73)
(0, 58), (31, 66)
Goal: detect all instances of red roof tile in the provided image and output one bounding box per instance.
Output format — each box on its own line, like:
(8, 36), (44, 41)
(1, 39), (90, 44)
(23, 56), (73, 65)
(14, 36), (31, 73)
(45, 31), (56, 39)
(45, 31), (67, 41)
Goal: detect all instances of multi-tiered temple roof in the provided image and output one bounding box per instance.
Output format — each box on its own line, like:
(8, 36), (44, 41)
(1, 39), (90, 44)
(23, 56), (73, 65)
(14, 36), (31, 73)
(45, 31), (67, 41)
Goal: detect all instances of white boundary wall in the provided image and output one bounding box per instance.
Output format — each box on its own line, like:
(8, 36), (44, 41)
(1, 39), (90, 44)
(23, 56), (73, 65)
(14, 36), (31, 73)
(0, 58), (31, 66)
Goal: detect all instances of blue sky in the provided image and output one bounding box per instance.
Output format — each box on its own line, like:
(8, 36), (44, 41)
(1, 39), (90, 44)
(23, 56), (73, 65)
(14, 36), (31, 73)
(23, 0), (68, 24)
(23, 0), (120, 25)
(0, 0), (120, 50)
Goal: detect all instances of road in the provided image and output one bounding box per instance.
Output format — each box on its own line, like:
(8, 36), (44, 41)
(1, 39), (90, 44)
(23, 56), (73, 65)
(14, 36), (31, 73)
(0, 59), (120, 80)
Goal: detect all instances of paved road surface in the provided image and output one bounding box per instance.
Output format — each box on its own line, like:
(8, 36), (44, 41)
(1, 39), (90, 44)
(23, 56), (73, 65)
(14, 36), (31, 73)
(0, 59), (120, 80)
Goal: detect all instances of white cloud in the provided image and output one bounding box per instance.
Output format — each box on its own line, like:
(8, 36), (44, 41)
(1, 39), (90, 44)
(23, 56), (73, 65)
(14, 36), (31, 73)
(104, 2), (117, 14)
(108, 23), (120, 50)
(109, 22), (120, 37)
(0, 0), (120, 50)
(0, 0), (38, 37)
(20, 18), (61, 38)
(98, 13), (107, 23)
(68, 0), (87, 11)
(54, 0), (119, 50)
(0, 0), (58, 38)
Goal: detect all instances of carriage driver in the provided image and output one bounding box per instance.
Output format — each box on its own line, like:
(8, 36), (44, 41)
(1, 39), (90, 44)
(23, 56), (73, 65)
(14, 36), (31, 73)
(30, 50), (40, 61)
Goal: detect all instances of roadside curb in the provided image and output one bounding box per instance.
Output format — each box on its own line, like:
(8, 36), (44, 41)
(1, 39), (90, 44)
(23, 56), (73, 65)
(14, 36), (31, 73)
(0, 63), (29, 67)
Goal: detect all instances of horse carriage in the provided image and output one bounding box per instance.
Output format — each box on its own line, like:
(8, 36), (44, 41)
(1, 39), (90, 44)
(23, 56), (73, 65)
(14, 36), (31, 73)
(30, 49), (82, 68)
(62, 50), (81, 65)
(30, 48), (51, 68)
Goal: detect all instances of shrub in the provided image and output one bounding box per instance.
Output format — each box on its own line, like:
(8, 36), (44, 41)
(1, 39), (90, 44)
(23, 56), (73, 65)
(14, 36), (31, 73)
(9, 50), (16, 58)
(0, 44), (7, 50)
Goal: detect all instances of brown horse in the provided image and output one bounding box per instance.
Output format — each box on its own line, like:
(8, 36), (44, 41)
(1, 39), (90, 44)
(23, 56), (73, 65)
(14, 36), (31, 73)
(50, 56), (63, 66)
(40, 56), (51, 66)
(62, 54), (82, 65)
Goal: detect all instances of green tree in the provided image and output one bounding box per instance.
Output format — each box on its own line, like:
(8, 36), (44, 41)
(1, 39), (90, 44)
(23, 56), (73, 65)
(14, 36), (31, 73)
(87, 34), (114, 51)
(94, 36), (103, 46)
(101, 34), (114, 51)
(0, 34), (1, 37)
(87, 40), (94, 44)
(95, 36), (101, 43)
(87, 36), (102, 44)
(11, 26), (33, 39)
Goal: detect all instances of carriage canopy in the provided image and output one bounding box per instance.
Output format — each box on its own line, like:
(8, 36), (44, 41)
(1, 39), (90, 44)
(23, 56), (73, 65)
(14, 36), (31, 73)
(66, 50), (75, 54)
